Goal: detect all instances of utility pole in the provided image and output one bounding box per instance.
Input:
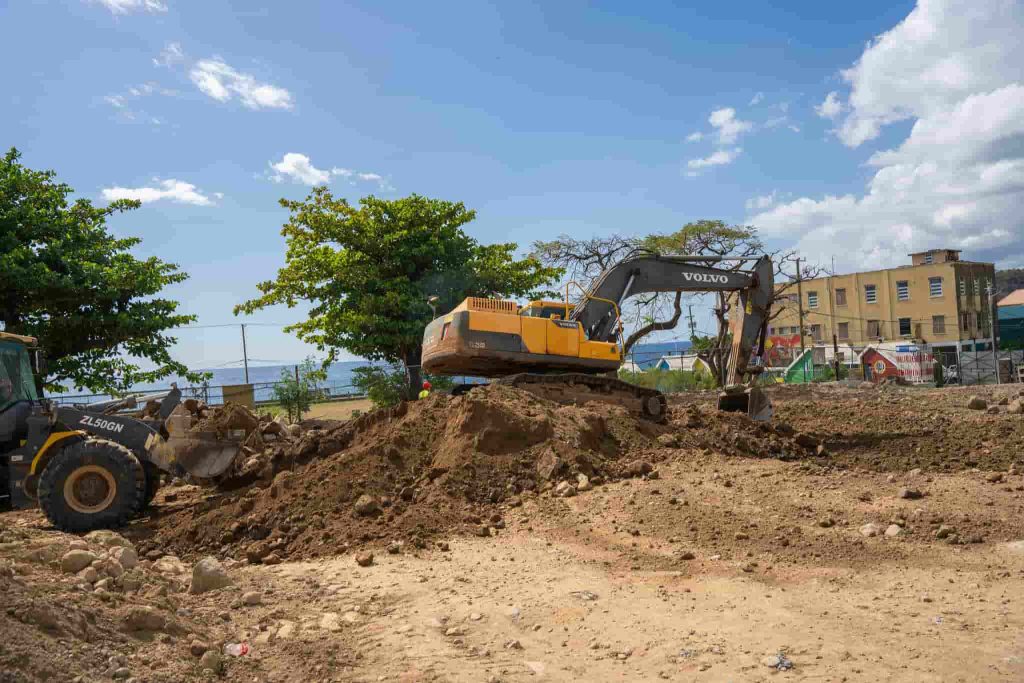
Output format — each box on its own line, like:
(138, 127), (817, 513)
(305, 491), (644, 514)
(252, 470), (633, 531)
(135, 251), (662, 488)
(796, 258), (807, 382)
(988, 284), (1000, 385)
(686, 304), (697, 339)
(240, 324), (250, 384)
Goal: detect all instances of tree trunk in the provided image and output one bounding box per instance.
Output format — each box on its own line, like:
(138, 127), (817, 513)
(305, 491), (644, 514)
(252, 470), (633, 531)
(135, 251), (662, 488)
(622, 291), (684, 354)
(403, 348), (423, 401)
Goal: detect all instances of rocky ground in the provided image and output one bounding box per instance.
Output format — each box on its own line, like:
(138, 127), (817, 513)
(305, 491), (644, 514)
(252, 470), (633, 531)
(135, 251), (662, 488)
(3, 382), (1024, 682)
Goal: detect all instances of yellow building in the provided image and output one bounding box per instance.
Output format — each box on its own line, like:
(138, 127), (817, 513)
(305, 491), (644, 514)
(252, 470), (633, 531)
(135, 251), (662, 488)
(768, 249), (997, 359)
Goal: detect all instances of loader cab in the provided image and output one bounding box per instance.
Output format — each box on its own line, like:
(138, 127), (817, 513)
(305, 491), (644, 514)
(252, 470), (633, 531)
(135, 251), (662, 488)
(0, 335), (40, 439)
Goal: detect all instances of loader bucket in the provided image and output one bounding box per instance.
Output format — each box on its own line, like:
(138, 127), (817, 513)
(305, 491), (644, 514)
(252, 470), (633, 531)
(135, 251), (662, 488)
(165, 429), (245, 480)
(717, 385), (773, 422)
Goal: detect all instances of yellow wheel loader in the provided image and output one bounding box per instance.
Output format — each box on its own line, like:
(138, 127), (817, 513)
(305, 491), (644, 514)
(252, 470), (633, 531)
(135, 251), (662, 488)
(0, 332), (243, 532)
(422, 255), (774, 422)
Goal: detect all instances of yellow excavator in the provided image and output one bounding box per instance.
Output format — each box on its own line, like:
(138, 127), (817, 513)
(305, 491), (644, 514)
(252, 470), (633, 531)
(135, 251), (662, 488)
(422, 254), (774, 422)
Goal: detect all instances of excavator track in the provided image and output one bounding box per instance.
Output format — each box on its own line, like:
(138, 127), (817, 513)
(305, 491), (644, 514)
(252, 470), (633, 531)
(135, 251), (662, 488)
(495, 373), (668, 423)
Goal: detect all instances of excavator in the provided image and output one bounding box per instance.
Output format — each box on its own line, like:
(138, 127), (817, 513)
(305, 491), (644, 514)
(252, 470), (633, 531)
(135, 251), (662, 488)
(0, 331), (243, 532)
(422, 254), (774, 422)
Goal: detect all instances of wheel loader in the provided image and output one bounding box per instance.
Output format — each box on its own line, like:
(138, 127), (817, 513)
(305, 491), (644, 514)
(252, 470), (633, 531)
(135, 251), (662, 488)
(0, 331), (243, 532)
(422, 254), (774, 422)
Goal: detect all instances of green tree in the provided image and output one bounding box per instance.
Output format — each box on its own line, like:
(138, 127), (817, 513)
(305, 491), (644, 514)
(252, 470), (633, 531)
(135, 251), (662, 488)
(0, 148), (203, 393)
(236, 190), (561, 398)
(272, 357), (327, 422)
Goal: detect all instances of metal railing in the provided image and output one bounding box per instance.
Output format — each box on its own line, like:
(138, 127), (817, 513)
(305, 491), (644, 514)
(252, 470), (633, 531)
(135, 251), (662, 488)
(46, 379), (365, 408)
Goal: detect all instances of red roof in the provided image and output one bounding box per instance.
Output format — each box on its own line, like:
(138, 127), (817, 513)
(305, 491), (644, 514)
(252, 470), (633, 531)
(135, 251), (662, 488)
(998, 289), (1024, 307)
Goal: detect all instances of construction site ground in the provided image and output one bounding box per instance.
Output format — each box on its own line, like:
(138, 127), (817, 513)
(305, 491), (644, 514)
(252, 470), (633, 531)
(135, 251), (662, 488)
(4, 382), (1024, 682)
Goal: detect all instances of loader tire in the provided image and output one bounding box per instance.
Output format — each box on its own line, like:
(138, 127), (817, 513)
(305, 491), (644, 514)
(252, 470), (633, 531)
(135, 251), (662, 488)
(38, 438), (146, 533)
(140, 462), (162, 511)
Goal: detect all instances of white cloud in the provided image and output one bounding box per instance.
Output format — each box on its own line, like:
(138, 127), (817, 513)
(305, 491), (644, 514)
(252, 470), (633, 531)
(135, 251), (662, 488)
(190, 59), (293, 110)
(102, 179), (215, 206)
(815, 91), (843, 120)
(745, 191), (779, 211)
(687, 148), (742, 172)
(270, 154), (392, 189)
(685, 132), (703, 142)
(750, 92), (764, 106)
(708, 107), (753, 145)
(90, 0), (167, 14)
(750, 0), (1024, 270)
(835, 0), (1024, 148)
(153, 42), (184, 68)
(270, 153), (331, 185)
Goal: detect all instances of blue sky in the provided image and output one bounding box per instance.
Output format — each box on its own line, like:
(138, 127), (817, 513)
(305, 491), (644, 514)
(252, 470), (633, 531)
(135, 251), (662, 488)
(4, 0), (1021, 371)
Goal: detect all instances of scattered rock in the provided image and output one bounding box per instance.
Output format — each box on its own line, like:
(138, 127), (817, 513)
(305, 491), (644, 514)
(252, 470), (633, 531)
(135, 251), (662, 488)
(355, 552), (374, 567)
(898, 487), (923, 500)
(110, 546), (138, 570)
(967, 396), (987, 410)
(190, 556), (233, 594)
(762, 653), (794, 671)
(884, 524), (903, 537)
(61, 550), (97, 574)
(123, 606), (166, 632)
(935, 525), (954, 539)
(242, 591), (262, 606)
(353, 494), (380, 517)
(860, 522), (883, 537)
(199, 650), (222, 673)
(84, 530), (132, 548)
(818, 517), (835, 528)
(986, 405), (1001, 415)
(576, 474), (592, 492)
(986, 472), (1005, 483)
(1008, 398), (1024, 415)
(555, 481), (577, 497)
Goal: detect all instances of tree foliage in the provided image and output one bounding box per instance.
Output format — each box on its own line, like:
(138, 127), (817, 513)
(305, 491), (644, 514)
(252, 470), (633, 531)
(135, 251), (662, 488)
(236, 190), (561, 398)
(0, 148), (202, 393)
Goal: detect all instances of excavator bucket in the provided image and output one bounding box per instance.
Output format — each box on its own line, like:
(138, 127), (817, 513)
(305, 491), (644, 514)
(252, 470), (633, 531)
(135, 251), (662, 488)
(717, 385), (773, 422)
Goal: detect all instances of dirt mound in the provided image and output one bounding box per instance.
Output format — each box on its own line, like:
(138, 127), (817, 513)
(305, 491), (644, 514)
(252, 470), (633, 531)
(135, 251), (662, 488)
(136, 385), (826, 563)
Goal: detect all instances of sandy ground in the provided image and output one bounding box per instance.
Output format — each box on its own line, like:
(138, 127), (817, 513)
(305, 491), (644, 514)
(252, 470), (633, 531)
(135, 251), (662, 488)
(303, 398), (374, 421)
(4, 383), (1024, 682)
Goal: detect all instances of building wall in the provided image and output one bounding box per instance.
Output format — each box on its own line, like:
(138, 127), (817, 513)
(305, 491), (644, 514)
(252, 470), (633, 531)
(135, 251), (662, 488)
(769, 259), (996, 351)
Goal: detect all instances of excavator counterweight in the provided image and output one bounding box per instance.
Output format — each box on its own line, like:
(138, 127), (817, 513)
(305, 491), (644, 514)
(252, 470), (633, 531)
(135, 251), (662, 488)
(422, 254), (774, 421)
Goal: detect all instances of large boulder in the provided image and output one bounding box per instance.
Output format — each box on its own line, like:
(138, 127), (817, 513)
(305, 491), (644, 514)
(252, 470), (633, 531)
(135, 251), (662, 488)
(967, 396), (988, 410)
(123, 606), (166, 632)
(110, 546), (138, 570)
(189, 556), (233, 594)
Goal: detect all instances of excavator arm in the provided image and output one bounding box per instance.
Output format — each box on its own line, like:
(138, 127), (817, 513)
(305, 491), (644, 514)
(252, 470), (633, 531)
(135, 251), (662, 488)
(571, 254), (774, 420)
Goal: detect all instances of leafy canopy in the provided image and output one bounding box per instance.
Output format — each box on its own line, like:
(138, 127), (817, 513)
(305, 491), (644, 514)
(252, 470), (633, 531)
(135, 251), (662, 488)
(236, 190), (562, 380)
(0, 148), (202, 393)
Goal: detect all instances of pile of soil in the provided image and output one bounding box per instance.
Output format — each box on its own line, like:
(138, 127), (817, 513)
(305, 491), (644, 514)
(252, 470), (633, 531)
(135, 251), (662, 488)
(138, 385), (821, 562)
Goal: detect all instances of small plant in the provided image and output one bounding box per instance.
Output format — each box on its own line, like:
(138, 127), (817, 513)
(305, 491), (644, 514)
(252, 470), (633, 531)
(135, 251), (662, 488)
(272, 357), (327, 423)
(352, 363), (454, 408)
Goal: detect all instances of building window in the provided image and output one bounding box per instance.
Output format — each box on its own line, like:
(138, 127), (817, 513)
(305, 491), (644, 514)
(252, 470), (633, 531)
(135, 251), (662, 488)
(924, 253), (934, 264)
(837, 322), (849, 339)
(768, 326), (774, 335)
(896, 280), (909, 301)
(835, 288), (847, 306)
(867, 320), (881, 338)
(865, 284), (877, 304)
(899, 317), (912, 336)
(959, 278), (966, 296)
(810, 324), (822, 341)
(807, 291), (818, 308)
(973, 277), (978, 294)
(932, 315), (945, 334)
(928, 277), (943, 297)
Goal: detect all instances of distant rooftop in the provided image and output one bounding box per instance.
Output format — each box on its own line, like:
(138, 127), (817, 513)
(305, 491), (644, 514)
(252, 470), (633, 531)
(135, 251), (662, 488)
(998, 289), (1024, 307)
(908, 248), (961, 266)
